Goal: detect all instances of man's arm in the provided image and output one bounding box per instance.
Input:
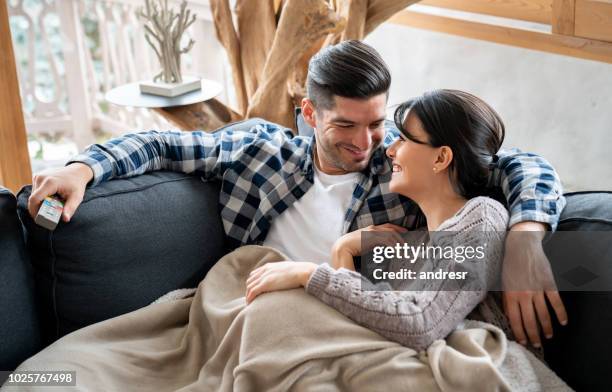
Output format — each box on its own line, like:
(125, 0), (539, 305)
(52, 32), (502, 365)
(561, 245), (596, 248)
(489, 148), (568, 348)
(501, 223), (568, 348)
(28, 121), (287, 221)
(490, 148), (566, 230)
(68, 126), (274, 186)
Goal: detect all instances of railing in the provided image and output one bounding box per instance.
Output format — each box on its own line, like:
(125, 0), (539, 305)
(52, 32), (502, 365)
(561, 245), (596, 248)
(8, 0), (231, 154)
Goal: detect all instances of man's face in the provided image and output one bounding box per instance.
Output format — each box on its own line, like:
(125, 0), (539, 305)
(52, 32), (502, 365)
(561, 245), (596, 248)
(302, 94), (387, 175)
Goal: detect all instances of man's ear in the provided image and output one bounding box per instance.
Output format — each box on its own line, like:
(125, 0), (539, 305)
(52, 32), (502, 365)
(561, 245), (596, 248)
(301, 98), (318, 129)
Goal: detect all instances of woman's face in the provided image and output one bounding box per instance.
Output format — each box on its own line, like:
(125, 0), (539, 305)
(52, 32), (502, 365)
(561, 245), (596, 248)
(386, 112), (439, 198)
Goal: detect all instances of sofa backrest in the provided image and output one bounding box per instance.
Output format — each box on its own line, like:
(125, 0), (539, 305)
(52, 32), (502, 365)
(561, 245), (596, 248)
(0, 186), (43, 370)
(16, 172), (227, 343)
(558, 191), (612, 230)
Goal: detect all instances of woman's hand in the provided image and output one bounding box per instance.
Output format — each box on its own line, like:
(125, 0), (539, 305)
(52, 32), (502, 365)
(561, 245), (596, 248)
(246, 261), (317, 304)
(331, 224), (408, 270)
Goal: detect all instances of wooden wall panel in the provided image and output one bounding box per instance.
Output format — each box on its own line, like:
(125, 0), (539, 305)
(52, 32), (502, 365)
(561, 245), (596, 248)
(575, 0), (612, 42)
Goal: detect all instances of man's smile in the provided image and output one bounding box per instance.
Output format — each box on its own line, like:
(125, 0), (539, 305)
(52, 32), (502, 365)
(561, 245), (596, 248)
(340, 144), (368, 160)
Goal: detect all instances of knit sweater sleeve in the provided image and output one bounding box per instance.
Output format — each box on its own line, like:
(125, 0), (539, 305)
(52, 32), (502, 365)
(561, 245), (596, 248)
(305, 197), (509, 351)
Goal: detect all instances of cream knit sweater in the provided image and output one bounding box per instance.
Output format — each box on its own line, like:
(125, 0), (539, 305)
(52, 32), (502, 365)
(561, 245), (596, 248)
(306, 196), (509, 351)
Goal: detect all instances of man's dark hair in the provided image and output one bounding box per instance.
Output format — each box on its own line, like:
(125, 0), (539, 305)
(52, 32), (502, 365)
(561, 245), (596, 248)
(306, 40), (391, 110)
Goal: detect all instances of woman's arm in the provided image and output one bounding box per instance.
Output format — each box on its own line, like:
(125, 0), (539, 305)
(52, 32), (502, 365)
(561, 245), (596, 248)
(331, 247), (356, 270)
(305, 263), (485, 351)
(330, 223), (408, 270)
(245, 254), (490, 351)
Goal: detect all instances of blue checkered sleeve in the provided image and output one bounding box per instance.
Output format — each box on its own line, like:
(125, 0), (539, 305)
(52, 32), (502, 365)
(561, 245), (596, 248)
(66, 123), (288, 186)
(491, 148), (566, 231)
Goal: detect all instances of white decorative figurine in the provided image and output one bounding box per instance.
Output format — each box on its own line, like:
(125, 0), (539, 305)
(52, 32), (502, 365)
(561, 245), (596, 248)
(137, 0), (200, 97)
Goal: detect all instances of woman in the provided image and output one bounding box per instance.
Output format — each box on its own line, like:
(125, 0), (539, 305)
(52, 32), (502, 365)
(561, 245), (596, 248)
(245, 89), (509, 350)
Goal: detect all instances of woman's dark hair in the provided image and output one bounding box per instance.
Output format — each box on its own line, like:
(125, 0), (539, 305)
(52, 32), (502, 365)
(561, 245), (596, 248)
(393, 89), (505, 199)
(306, 40), (391, 110)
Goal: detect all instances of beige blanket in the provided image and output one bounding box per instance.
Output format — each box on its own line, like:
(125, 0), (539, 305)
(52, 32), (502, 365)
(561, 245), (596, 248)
(8, 246), (570, 391)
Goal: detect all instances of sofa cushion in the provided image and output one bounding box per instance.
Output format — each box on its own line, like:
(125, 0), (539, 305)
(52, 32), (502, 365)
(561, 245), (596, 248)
(558, 191), (612, 230)
(0, 187), (43, 370)
(543, 191), (612, 391)
(17, 172), (227, 343)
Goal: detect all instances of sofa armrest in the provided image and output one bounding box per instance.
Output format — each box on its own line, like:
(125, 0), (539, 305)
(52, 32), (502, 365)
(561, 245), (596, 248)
(542, 191), (612, 391)
(0, 187), (42, 370)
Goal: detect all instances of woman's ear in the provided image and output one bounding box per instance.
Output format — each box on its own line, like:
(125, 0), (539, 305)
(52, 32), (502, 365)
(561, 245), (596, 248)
(433, 146), (453, 172)
(301, 98), (317, 129)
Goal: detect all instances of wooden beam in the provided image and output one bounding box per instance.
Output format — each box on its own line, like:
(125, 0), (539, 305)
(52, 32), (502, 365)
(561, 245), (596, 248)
(552, 0), (576, 35)
(389, 9), (612, 64)
(421, 0), (553, 25)
(0, 0), (32, 194)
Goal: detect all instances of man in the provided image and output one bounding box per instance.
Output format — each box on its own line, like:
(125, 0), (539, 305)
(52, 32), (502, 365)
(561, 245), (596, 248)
(28, 40), (567, 349)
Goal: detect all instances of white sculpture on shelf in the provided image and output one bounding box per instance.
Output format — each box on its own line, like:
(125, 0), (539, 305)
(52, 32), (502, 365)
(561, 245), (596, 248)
(137, 0), (200, 97)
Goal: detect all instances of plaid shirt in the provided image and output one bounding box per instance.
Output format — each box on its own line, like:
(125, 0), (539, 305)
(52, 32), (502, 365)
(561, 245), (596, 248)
(69, 120), (565, 249)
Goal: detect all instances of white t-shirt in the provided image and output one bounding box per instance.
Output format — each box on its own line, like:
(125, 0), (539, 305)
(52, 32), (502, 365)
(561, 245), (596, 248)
(263, 165), (360, 264)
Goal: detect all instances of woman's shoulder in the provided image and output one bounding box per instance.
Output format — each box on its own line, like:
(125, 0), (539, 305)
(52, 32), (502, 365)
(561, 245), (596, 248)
(440, 196), (509, 232)
(464, 196), (509, 231)
(466, 196), (509, 216)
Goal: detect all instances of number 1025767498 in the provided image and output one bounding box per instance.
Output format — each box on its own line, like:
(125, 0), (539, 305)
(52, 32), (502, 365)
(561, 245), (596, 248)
(3, 371), (76, 386)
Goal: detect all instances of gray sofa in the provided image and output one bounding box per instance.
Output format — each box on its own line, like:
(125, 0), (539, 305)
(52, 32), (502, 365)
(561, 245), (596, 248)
(2, 172), (611, 391)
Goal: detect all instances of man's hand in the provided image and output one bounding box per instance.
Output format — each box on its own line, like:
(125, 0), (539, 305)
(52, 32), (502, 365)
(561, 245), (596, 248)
(28, 163), (94, 223)
(245, 261), (317, 304)
(502, 221), (568, 348)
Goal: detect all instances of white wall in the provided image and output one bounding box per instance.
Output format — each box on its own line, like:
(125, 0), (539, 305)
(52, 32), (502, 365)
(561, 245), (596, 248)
(365, 23), (612, 192)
